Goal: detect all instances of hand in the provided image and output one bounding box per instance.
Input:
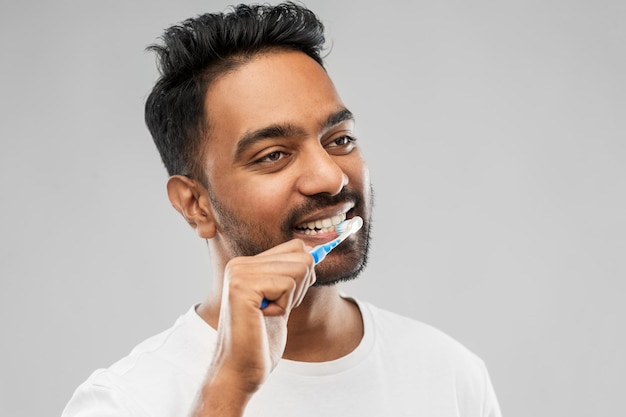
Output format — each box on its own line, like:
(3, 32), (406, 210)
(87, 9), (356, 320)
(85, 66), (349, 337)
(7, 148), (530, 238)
(193, 239), (315, 416)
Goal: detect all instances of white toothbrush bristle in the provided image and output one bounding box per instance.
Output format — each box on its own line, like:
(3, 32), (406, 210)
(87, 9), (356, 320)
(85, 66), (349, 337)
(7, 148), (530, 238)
(337, 216), (363, 236)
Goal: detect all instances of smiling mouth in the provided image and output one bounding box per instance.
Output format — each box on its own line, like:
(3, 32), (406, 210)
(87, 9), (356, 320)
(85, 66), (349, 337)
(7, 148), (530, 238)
(294, 213), (347, 235)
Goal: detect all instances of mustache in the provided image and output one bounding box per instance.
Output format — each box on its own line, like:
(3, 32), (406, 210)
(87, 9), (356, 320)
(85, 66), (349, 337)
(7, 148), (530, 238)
(282, 188), (364, 231)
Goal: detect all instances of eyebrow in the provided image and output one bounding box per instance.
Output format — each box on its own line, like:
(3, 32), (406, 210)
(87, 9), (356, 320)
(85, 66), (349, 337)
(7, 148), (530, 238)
(234, 108), (354, 161)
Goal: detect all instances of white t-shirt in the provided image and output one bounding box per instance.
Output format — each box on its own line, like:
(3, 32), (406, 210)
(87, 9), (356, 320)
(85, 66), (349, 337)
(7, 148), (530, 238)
(62, 299), (502, 417)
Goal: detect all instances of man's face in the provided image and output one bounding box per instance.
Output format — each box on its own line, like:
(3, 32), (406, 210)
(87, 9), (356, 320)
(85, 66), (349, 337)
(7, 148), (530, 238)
(202, 51), (372, 285)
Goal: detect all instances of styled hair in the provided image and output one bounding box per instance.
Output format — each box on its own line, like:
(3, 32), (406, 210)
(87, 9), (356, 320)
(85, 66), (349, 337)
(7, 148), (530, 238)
(145, 2), (326, 186)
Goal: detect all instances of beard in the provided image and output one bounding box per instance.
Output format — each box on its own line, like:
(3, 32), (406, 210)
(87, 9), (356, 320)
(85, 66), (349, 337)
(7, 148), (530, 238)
(207, 186), (373, 286)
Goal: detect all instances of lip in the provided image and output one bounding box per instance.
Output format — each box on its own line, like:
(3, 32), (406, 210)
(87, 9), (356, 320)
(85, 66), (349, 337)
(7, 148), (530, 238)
(292, 203), (355, 227)
(292, 229), (339, 245)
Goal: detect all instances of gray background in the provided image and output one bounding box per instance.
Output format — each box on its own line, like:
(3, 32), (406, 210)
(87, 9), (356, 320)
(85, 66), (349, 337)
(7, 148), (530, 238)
(1, 0), (624, 416)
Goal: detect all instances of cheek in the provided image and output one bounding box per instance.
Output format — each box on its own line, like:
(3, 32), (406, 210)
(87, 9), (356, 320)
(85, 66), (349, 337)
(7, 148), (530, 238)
(217, 174), (295, 218)
(345, 158), (373, 216)
(346, 156), (370, 193)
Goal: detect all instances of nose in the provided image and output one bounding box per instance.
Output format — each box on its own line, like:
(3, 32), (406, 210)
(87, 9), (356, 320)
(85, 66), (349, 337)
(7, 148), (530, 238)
(296, 144), (348, 196)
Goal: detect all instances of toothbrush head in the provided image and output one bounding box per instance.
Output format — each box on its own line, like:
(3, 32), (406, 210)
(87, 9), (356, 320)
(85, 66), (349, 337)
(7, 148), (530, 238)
(336, 216), (363, 237)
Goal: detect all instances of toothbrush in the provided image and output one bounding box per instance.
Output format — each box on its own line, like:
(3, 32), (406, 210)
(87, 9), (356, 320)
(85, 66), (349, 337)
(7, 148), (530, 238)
(260, 216), (363, 309)
(309, 215), (363, 264)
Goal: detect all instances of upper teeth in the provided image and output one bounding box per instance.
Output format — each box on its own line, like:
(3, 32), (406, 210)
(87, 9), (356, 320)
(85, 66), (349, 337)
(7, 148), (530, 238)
(297, 213), (346, 235)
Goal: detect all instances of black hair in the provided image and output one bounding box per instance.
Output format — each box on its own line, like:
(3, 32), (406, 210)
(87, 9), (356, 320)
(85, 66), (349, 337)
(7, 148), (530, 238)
(145, 2), (326, 186)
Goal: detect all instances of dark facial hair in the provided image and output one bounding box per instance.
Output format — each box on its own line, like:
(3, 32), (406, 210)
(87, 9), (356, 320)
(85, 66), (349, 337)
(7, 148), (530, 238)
(208, 186), (374, 286)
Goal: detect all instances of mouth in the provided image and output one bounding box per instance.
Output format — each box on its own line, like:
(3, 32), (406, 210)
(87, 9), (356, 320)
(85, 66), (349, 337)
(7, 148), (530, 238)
(294, 212), (347, 236)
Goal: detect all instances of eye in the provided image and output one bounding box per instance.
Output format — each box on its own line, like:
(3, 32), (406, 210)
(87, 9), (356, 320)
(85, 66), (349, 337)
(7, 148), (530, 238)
(326, 135), (357, 154)
(261, 151), (284, 162)
(253, 149), (291, 166)
(328, 135), (356, 147)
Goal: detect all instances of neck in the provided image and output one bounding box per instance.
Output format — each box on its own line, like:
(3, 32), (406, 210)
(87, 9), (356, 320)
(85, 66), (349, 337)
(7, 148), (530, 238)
(282, 286), (363, 362)
(198, 285), (363, 363)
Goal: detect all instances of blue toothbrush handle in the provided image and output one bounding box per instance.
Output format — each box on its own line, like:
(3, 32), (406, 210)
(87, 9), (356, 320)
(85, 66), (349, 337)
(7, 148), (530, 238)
(310, 244), (330, 264)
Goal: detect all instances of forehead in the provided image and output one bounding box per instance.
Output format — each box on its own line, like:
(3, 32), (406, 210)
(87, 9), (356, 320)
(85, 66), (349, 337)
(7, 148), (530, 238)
(204, 51), (346, 146)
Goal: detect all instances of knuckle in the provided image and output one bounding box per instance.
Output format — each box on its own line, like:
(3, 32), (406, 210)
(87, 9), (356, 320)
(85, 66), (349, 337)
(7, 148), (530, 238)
(299, 262), (312, 278)
(225, 260), (245, 278)
(300, 252), (315, 269)
(290, 238), (307, 251)
(274, 275), (296, 292)
(224, 263), (248, 291)
(229, 277), (246, 292)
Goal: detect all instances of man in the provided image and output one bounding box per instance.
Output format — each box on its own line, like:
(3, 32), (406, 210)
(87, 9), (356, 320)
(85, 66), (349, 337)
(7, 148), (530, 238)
(63, 3), (502, 416)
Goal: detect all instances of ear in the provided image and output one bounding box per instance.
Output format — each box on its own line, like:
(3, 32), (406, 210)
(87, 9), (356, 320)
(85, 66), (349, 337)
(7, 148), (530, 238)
(166, 175), (216, 239)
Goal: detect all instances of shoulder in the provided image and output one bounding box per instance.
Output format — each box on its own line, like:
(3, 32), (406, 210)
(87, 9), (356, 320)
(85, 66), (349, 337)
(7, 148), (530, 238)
(62, 306), (214, 417)
(363, 301), (472, 347)
(359, 300), (489, 377)
(356, 300), (502, 416)
(106, 305), (214, 381)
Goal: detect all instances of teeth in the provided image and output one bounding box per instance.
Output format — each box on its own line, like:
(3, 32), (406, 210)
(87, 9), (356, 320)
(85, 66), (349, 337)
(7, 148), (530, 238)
(296, 213), (346, 235)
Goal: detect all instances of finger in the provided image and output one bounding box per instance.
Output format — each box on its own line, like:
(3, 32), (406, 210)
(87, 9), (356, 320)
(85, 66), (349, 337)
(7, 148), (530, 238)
(259, 251), (315, 309)
(251, 238), (309, 258)
(225, 258), (311, 311)
(261, 253), (314, 308)
(292, 265), (315, 308)
(254, 275), (298, 316)
(256, 263), (311, 312)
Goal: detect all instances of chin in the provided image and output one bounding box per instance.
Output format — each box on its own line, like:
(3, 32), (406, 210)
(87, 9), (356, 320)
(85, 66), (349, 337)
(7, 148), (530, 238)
(311, 245), (369, 287)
